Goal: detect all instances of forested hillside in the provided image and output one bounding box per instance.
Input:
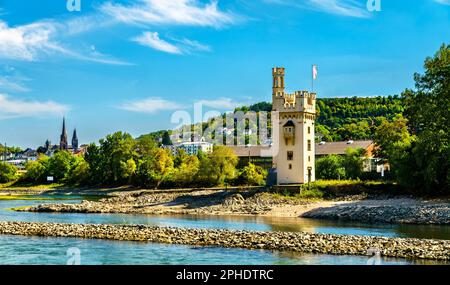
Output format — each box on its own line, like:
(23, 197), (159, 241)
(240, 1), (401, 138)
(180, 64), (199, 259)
(235, 96), (404, 142)
(145, 96), (404, 143)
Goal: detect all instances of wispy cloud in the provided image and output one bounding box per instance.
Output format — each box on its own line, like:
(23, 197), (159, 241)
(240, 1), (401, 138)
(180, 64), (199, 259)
(0, 20), (63, 61)
(119, 97), (185, 113)
(100, 0), (239, 28)
(434, 0), (450, 5)
(263, 0), (371, 18)
(133, 31), (211, 54)
(0, 94), (69, 119)
(0, 76), (30, 92)
(133, 32), (182, 54)
(0, 19), (131, 65)
(196, 97), (244, 109)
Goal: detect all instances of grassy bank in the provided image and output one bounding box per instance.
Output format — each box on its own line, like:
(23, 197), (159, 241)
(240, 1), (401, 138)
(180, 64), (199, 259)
(0, 181), (66, 191)
(272, 180), (403, 200)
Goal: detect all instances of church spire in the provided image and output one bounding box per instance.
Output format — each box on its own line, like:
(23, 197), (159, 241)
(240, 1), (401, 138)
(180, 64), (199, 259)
(72, 128), (79, 151)
(59, 117), (68, 151)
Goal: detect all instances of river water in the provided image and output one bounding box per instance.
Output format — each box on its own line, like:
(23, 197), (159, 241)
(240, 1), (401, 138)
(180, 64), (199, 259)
(1, 196), (449, 265)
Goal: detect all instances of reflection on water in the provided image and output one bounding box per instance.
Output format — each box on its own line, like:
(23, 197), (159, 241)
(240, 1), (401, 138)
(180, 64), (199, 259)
(0, 235), (446, 265)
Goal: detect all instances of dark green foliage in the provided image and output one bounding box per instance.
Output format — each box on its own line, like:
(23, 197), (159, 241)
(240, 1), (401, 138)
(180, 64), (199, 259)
(0, 162), (17, 183)
(316, 155), (345, 180)
(400, 44), (450, 194)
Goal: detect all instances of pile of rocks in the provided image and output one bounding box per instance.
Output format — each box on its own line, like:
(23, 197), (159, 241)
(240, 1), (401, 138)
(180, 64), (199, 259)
(302, 201), (450, 224)
(0, 221), (449, 261)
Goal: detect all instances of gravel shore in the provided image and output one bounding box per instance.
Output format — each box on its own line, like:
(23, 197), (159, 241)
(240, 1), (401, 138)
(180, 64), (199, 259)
(0, 221), (449, 261)
(302, 198), (450, 224)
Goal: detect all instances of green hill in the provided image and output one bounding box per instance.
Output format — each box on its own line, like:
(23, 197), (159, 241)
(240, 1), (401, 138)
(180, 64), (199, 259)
(145, 96), (404, 143)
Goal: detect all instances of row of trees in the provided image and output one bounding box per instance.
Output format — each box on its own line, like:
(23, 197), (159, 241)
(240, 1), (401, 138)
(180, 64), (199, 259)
(21, 133), (267, 188)
(373, 44), (449, 194)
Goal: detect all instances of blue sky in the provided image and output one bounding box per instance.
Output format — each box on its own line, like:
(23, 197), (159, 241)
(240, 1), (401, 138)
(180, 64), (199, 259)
(0, 0), (449, 148)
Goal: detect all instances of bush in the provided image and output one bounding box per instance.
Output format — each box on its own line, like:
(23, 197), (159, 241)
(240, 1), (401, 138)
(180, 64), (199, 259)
(23, 157), (49, 183)
(0, 162), (17, 183)
(238, 163), (268, 186)
(316, 155), (345, 180)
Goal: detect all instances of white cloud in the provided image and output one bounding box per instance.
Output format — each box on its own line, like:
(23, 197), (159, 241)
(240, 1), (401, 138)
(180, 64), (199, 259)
(100, 0), (238, 28)
(434, 0), (450, 5)
(0, 20), (63, 61)
(0, 94), (69, 119)
(0, 19), (131, 65)
(263, 0), (371, 18)
(119, 97), (185, 113)
(0, 76), (30, 92)
(196, 97), (244, 109)
(133, 32), (182, 54)
(133, 31), (211, 54)
(173, 38), (212, 53)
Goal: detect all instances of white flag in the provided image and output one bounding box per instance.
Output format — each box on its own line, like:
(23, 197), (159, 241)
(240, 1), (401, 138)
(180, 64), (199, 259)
(312, 65), (318, 80)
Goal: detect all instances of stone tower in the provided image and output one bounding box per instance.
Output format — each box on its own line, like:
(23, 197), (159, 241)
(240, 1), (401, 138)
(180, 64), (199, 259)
(59, 117), (68, 151)
(72, 128), (79, 151)
(272, 67), (316, 184)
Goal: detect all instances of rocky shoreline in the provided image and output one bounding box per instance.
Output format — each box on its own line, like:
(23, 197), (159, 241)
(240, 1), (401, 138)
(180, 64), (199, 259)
(0, 221), (449, 261)
(302, 199), (450, 224)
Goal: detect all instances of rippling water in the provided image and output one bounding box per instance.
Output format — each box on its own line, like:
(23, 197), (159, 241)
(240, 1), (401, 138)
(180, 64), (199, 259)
(1, 196), (449, 265)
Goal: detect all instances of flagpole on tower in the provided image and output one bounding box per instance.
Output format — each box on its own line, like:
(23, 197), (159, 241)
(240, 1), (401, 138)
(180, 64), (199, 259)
(312, 64), (318, 93)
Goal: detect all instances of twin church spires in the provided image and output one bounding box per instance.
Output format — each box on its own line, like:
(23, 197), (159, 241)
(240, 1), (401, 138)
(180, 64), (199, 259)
(59, 117), (78, 151)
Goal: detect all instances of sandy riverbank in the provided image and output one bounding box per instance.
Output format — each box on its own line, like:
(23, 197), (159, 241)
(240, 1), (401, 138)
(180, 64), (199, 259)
(17, 188), (450, 224)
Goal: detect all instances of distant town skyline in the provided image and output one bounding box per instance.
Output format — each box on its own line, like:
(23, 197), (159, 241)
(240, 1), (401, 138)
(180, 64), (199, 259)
(0, 0), (449, 148)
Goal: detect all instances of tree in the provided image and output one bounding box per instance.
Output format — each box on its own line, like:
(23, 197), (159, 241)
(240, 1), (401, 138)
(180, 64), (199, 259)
(137, 148), (174, 189)
(239, 163), (267, 186)
(206, 146), (238, 186)
(401, 44), (450, 193)
(342, 148), (366, 179)
(162, 131), (173, 145)
(23, 156), (49, 183)
(172, 150), (200, 187)
(48, 151), (74, 182)
(85, 132), (137, 185)
(316, 155), (345, 180)
(374, 115), (412, 160)
(0, 162), (17, 183)
(67, 156), (90, 185)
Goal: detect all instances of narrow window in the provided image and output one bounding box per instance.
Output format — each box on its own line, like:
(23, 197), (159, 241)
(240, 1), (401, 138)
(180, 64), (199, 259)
(307, 140), (312, 152)
(287, 151), (294, 161)
(308, 126), (311, 134)
(289, 164), (292, 170)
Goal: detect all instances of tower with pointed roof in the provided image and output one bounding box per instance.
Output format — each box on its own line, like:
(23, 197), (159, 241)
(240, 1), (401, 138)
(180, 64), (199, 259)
(59, 118), (69, 151)
(72, 128), (79, 151)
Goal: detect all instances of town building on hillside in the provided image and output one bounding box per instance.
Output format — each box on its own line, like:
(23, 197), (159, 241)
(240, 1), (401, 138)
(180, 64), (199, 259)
(315, 140), (379, 172)
(164, 141), (213, 156)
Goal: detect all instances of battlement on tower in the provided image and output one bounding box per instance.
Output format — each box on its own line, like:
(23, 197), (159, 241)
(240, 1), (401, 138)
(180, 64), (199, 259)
(272, 67), (317, 113)
(271, 67), (317, 185)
